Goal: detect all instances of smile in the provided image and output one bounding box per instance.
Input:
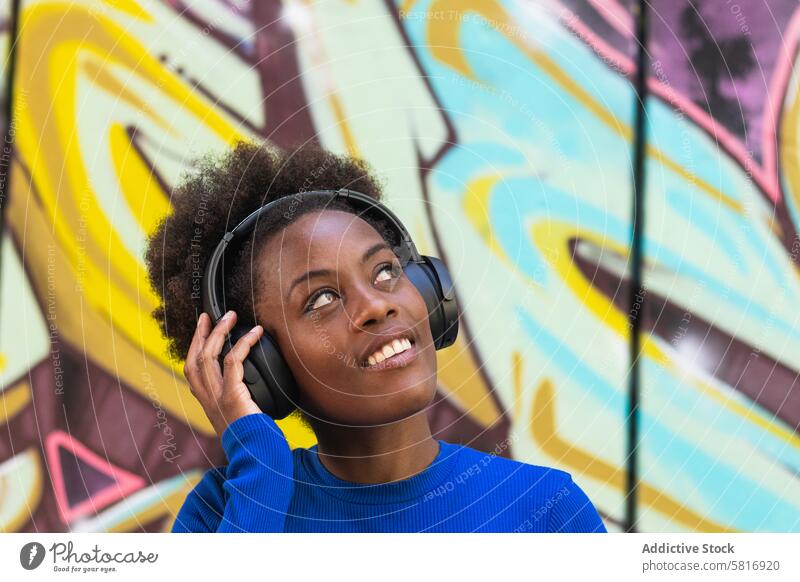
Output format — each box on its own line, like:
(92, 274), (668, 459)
(361, 339), (419, 372)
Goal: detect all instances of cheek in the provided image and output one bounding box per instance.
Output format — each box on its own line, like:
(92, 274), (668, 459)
(404, 281), (428, 322)
(408, 287), (435, 345)
(281, 328), (354, 404)
(411, 291), (439, 381)
(283, 329), (339, 378)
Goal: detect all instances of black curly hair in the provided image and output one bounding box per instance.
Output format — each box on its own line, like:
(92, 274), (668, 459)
(144, 139), (394, 427)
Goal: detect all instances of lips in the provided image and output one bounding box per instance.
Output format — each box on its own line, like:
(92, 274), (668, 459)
(358, 327), (417, 368)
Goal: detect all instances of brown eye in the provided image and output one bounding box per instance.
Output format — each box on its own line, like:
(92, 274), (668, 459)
(305, 289), (338, 313)
(375, 261), (401, 283)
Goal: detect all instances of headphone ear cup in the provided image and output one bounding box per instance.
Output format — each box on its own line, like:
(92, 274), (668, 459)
(403, 256), (459, 350)
(220, 324), (298, 420)
(248, 331), (299, 420)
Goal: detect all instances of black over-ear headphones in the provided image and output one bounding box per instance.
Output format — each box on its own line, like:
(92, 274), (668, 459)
(201, 188), (459, 420)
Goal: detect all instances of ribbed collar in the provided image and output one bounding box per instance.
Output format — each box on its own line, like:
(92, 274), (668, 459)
(300, 440), (461, 505)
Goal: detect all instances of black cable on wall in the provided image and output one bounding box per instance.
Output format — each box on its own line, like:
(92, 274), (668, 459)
(626, 0), (651, 533)
(0, 0), (21, 249)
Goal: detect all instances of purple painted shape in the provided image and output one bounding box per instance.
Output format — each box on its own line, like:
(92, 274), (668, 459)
(561, 0), (637, 58)
(58, 447), (117, 507)
(648, 0), (799, 161)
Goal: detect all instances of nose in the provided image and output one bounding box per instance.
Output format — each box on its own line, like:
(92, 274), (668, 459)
(347, 282), (398, 333)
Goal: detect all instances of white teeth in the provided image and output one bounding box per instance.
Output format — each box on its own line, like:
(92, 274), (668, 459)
(366, 337), (412, 367)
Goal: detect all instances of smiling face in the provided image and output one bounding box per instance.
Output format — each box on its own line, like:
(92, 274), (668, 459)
(255, 209), (438, 427)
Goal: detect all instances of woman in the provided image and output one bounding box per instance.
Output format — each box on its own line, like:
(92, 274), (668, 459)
(145, 140), (607, 533)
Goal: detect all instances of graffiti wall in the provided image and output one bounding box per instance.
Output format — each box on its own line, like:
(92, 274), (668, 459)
(0, 0), (796, 533)
(637, 0), (800, 531)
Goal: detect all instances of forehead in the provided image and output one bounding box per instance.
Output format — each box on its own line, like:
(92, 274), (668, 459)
(264, 210), (387, 270)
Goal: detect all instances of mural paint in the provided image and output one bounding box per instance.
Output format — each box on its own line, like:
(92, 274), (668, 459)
(571, 0), (800, 530)
(637, 0), (800, 531)
(0, 0), (796, 533)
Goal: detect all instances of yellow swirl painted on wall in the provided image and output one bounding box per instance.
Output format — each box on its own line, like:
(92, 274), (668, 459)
(10, 4), (263, 434)
(529, 220), (800, 448)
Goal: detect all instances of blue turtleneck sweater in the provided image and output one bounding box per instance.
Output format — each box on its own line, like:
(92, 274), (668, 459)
(172, 413), (607, 533)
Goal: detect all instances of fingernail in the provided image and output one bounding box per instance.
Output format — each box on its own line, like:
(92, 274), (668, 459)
(250, 325), (262, 334)
(222, 311), (233, 320)
(197, 314), (203, 328)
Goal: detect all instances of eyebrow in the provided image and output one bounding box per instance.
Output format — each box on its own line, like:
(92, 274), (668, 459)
(286, 241), (393, 301)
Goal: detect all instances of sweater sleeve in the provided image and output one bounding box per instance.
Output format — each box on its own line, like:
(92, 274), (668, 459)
(171, 466), (227, 532)
(546, 473), (607, 533)
(171, 413), (295, 533)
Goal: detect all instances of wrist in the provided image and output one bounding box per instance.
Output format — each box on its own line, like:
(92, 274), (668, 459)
(213, 403), (262, 438)
(220, 412), (278, 455)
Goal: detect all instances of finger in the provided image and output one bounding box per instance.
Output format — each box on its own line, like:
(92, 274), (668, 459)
(226, 325), (264, 369)
(201, 310), (238, 365)
(221, 325), (264, 394)
(199, 310), (238, 397)
(184, 312), (211, 384)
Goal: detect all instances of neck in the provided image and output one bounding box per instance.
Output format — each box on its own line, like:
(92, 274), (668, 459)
(310, 411), (439, 484)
